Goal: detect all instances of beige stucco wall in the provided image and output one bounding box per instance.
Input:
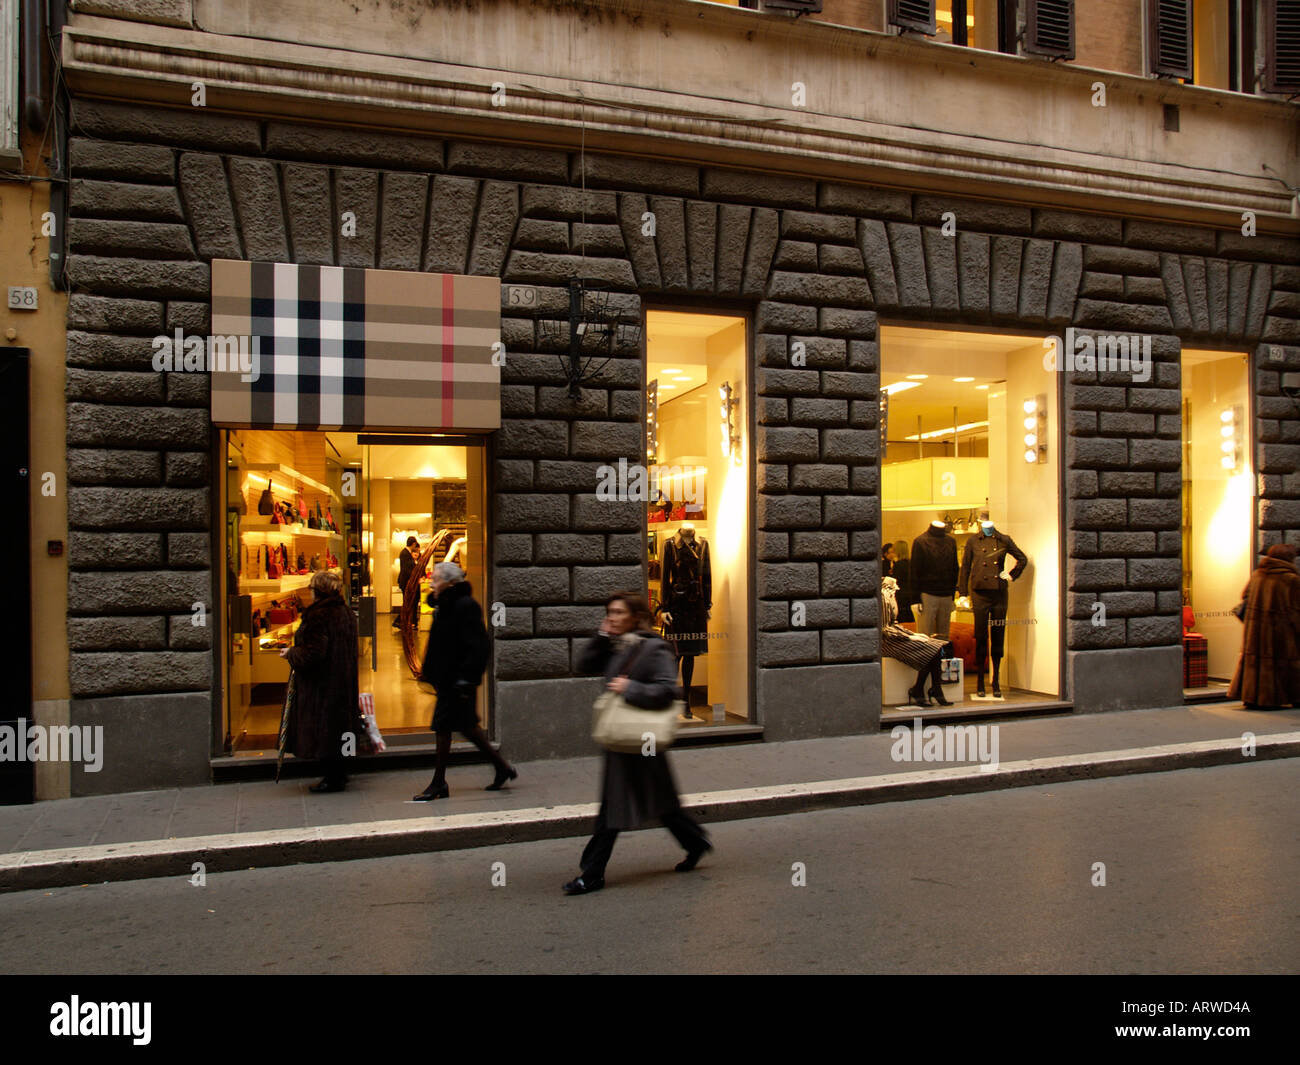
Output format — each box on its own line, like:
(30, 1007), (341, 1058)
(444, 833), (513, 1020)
(61, 0), (1297, 229)
(2, 130), (70, 798)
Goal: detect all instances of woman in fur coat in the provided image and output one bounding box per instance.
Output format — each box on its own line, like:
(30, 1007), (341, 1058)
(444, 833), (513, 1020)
(281, 570), (364, 792)
(1228, 543), (1300, 709)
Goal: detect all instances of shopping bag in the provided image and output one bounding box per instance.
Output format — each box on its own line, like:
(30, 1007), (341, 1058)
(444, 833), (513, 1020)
(358, 692), (386, 753)
(275, 671), (297, 782)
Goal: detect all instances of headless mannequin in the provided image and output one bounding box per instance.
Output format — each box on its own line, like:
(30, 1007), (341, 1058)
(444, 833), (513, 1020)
(676, 523), (698, 714)
(959, 518), (1026, 699)
(663, 522), (707, 718)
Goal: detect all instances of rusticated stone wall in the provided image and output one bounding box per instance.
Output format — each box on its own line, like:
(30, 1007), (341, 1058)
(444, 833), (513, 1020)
(60, 98), (1300, 775)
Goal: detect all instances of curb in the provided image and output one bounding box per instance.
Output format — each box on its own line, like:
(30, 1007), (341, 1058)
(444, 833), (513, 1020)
(2, 732), (1297, 893)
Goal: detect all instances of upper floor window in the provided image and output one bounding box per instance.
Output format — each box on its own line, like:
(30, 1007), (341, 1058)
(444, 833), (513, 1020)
(1151, 0), (1299, 94)
(889, 0), (1074, 59)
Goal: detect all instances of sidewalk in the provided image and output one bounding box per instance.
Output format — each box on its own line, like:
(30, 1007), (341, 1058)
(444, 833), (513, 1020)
(2, 702), (1298, 892)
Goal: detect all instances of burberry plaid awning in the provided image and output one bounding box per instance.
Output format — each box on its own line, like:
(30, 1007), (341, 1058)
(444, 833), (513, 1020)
(209, 260), (501, 431)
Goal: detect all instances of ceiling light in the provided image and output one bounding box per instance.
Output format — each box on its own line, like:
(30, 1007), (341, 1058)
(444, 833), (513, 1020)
(975, 385), (989, 391)
(906, 374), (928, 380)
(662, 368), (681, 375)
(954, 377), (974, 383)
(883, 381), (921, 396)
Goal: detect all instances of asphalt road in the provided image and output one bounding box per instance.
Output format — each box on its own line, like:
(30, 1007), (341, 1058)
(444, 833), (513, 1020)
(1, 760), (1296, 974)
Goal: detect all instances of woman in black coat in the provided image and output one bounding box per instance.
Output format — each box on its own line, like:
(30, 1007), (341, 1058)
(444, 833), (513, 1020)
(280, 570), (364, 793)
(412, 562), (517, 800)
(562, 591), (712, 895)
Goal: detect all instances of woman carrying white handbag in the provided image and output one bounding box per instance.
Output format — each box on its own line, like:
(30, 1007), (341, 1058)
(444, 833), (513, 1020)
(562, 592), (712, 896)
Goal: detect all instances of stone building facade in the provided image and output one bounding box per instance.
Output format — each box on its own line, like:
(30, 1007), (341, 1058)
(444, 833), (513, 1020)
(54, 89), (1300, 795)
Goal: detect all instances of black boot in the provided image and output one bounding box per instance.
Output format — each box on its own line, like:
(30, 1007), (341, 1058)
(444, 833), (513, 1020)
(975, 672), (986, 698)
(927, 659), (952, 706)
(907, 682), (929, 708)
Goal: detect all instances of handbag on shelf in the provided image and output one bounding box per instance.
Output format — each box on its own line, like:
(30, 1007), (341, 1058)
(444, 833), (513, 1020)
(258, 478), (275, 516)
(590, 639), (681, 753)
(296, 552), (307, 573)
(310, 554), (323, 571)
(267, 545), (283, 579)
(296, 493), (308, 523)
(325, 507), (339, 533)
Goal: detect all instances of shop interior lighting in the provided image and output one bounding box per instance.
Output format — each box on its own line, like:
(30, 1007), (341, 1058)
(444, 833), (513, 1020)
(975, 384), (989, 391)
(1023, 395), (1047, 464)
(903, 420), (989, 441)
(719, 381), (741, 463)
(954, 377), (974, 383)
(646, 380), (659, 464)
(1219, 406), (1243, 471)
(906, 374), (928, 380)
(883, 381), (921, 396)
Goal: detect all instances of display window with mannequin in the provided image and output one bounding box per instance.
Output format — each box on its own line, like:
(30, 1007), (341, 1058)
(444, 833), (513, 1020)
(880, 326), (1062, 713)
(644, 310), (751, 728)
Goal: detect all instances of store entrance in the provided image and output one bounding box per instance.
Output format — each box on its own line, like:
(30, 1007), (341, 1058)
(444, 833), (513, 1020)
(222, 430), (487, 754)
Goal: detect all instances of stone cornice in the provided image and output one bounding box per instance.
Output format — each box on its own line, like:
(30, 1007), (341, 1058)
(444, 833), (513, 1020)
(61, 9), (1300, 232)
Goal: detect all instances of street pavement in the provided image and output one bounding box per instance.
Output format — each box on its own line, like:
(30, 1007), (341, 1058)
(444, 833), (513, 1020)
(1, 703), (1298, 892)
(0, 759), (1294, 974)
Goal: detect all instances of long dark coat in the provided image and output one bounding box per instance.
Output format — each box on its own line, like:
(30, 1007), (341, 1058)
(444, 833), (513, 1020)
(579, 629), (684, 830)
(283, 593), (363, 760)
(420, 580), (489, 731)
(1228, 557), (1300, 708)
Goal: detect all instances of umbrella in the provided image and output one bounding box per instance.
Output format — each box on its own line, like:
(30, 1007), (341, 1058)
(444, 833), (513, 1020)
(275, 669), (297, 783)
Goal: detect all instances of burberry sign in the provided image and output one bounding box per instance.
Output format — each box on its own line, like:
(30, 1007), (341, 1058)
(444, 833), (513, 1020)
(209, 260), (501, 431)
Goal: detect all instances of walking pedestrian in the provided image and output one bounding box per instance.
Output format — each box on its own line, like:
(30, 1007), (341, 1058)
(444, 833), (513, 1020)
(562, 592), (711, 896)
(412, 562), (517, 800)
(280, 570), (365, 793)
(1228, 543), (1300, 709)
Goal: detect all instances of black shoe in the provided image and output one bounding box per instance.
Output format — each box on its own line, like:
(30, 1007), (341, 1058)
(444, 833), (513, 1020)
(412, 782), (449, 801)
(310, 779), (345, 793)
(907, 684), (929, 707)
(562, 874), (604, 896)
(675, 842), (713, 872)
(485, 766), (517, 791)
(928, 686), (953, 707)
(991, 682), (1002, 698)
(975, 686), (987, 699)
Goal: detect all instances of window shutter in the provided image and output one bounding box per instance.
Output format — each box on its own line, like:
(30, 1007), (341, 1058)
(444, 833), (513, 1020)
(1265, 0), (1300, 92)
(761, 0), (825, 11)
(889, 0), (937, 35)
(1024, 0), (1075, 59)
(1148, 0), (1193, 79)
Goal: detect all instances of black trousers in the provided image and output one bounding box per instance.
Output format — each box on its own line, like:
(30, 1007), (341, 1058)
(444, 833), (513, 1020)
(320, 752), (347, 786)
(971, 586), (1009, 675)
(579, 801), (709, 879)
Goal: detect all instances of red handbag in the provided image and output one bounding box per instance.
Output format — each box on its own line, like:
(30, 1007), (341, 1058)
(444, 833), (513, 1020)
(267, 546), (283, 579)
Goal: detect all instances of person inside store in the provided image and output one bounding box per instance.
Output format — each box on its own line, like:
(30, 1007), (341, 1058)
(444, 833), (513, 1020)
(394, 535), (419, 628)
(1228, 543), (1300, 709)
(562, 592), (712, 896)
(881, 575), (953, 708)
(413, 562), (518, 800)
(279, 570), (366, 793)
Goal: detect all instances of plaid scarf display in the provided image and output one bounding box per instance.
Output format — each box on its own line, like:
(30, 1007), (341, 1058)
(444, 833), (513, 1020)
(209, 259), (501, 431)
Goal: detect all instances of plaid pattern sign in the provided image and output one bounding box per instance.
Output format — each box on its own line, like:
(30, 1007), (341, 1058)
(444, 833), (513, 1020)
(209, 260), (501, 431)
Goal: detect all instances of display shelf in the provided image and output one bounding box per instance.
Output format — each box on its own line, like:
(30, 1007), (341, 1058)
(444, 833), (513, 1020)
(243, 463), (340, 502)
(240, 522), (343, 541)
(240, 574), (313, 594)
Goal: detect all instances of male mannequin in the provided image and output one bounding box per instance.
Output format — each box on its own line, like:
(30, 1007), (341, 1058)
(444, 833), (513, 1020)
(958, 517), (1028, 698)
(910, 520), (958, 640)
(660, 522), (711, 720)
